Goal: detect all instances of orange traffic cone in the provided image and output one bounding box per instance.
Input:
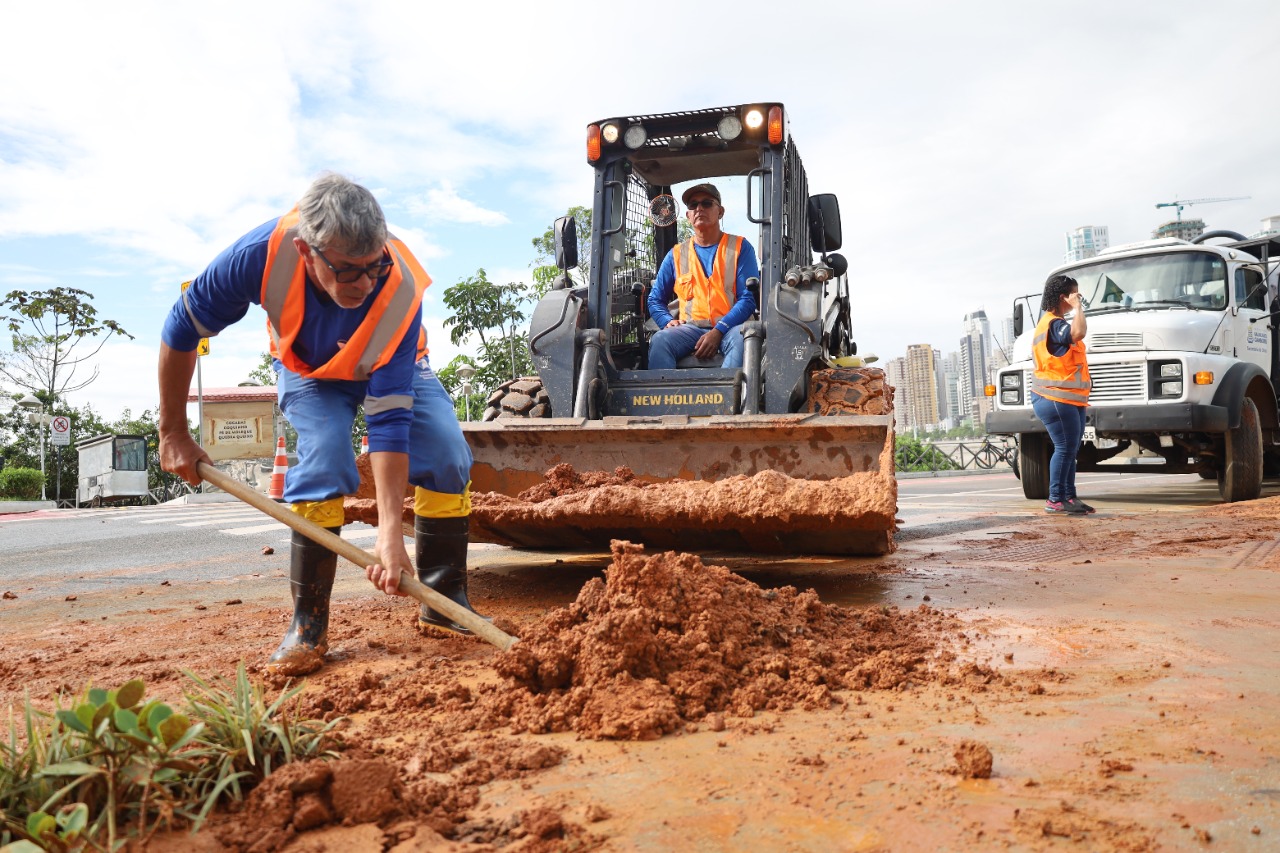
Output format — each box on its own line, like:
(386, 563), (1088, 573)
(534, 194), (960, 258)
(268, 436), (287, 501)
(360, 435), (369, 454)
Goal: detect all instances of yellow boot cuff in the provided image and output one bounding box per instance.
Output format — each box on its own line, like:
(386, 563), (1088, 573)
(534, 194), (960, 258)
(290, 498), (345, 528)
(414, 483), (471, 518)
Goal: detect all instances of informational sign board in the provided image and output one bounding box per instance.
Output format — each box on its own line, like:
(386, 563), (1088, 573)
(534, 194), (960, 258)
(50, 415), (71, 446)
(202, 403), (276, 461)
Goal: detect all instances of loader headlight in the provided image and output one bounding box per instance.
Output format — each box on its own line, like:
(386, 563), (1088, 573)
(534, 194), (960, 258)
(744, 108), (765, 130)
(623, 123), (647, 149)
(601, 122), (621, 144)
(717, 115), (743, 141)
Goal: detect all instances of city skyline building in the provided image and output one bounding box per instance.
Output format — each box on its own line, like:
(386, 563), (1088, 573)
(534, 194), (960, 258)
(1065, 225), (1110, 262)
(905, 343), (940, 429)
(884, 356), (909, 432)
(1153, 218), (1205, 241)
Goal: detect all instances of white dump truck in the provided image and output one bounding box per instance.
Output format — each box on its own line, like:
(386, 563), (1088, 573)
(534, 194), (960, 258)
(986, 229), (1280, 502)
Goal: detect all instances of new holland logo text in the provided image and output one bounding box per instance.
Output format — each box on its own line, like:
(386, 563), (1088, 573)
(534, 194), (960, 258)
(632, 393), (725, 406)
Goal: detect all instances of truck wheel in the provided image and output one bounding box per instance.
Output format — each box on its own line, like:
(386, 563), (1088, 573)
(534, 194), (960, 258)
(1219, 397), (1262, 502)
(483, 377), (551, 421)
(1018, 433), (1050, 500)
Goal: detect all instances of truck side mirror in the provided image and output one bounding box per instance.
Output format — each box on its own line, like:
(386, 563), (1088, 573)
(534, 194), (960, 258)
(554, 215), (578, 272)
(1013, 303), (1024, 338)
(807, 194), (842, 253)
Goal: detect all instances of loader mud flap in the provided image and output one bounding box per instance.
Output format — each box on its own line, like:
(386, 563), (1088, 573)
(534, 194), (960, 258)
(461, 414), (897, 556)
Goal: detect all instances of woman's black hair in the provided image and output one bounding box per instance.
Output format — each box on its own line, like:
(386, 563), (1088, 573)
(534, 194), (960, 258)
(1041, 274), (1079, 313)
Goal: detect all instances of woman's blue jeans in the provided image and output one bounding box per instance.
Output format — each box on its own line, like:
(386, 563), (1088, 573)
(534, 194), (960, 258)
(1030, 393), (1086, 503)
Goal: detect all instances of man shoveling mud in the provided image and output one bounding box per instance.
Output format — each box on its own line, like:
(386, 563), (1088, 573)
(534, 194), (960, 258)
(157, 172), (488, 676)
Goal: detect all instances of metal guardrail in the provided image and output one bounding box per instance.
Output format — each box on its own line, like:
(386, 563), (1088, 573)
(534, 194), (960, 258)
(895, 436), (1019, 476)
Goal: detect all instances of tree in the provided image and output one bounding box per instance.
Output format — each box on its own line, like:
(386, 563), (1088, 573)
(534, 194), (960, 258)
(0, 288), (133, 401)
(438, 269), (536, 418)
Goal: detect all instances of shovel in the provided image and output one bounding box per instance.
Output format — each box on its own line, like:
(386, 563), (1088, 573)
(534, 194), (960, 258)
(197, 461), (517, 651)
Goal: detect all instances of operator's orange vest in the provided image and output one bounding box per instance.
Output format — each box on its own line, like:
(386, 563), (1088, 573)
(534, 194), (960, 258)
(672, 234), (743, 324)
(1031, 312), (1090, 406)
(260, 208), (429, 381)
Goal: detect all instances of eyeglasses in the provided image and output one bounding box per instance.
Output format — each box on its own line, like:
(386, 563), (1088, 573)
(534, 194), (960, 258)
(686, 199), (717, 210)
(310, 245), (393, 283)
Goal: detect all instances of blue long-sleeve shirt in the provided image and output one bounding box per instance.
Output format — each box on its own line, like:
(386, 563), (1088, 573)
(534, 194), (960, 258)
(647, 237), (760, 332)
(161, 217), (421, 454)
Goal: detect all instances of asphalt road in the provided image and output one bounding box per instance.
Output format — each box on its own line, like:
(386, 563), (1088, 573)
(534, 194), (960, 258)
(3, 469), (1277, 602)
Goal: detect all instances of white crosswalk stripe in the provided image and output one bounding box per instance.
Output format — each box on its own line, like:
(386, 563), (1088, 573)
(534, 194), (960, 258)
(22, 501), (389, 540)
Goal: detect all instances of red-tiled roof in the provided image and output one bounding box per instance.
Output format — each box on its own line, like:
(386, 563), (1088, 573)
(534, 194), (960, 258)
(186, 386), (278, 403)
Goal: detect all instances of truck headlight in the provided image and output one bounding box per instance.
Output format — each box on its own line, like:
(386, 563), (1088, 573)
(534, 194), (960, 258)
(1001, 390), (1019, 403)
(1160, 381), (1183, 397)
(1001, 373), (1020, 388)
(1159, 363), (1182, 378)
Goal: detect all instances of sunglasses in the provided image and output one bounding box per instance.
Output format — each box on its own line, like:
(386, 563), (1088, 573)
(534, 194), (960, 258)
(686, 199), (717, 210)
(310, 245), (394, 284)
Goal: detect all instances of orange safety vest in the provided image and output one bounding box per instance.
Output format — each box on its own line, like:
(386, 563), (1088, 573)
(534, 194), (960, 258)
(1031, 312), (1090, 406)
(672, 234), (743, 324)
(260, 208), (429, 381)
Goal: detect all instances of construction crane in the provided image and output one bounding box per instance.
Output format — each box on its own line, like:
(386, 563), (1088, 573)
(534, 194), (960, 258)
(1155, 196), (1250, 222)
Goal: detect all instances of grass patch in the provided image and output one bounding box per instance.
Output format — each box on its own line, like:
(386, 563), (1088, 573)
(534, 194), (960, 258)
(1, 665), (340, 851)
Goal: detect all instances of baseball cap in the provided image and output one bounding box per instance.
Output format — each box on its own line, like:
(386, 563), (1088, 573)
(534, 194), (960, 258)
(680, 183), (721, 206)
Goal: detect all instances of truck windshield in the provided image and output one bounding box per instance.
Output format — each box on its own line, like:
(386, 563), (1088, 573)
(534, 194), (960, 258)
(1070, 252), (1228, 313)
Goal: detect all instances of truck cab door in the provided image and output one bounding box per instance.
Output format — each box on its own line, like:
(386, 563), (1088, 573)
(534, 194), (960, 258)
(1234, 266), (1270, 372)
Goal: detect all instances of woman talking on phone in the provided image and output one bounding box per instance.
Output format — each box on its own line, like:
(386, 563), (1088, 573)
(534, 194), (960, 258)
(1031, 274), (1095, 515)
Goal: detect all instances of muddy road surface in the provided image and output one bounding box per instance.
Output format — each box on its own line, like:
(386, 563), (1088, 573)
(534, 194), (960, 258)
(1, 476), (1278, 851)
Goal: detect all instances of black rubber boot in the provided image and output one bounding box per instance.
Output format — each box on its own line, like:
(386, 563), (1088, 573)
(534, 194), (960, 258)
(415, 515), (489, 636)
(265, 528), (339, 675)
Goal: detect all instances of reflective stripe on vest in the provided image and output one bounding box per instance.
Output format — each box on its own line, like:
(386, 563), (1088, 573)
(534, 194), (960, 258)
(1032, 312), (1091, 406)
(673, 234), (742, 323)
(260, 209), (430, 381)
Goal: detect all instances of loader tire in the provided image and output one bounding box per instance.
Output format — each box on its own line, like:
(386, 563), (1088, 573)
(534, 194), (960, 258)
(1218, 397), (1262, 502)
(1018, 432), (1050, 501)
(483, 376), (552, 422)
(805, 367), (892, 416)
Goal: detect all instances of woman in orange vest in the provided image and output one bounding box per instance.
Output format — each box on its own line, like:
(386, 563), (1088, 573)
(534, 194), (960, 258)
(1031, 274), (1095, 515)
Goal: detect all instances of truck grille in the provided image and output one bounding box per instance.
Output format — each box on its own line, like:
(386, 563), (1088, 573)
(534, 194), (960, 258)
(1090, 332), (1143, 350)
(1088, 362), (1146, 403)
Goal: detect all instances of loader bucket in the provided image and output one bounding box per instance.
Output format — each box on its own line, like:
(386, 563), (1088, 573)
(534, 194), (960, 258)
(462, 413), (897, 556)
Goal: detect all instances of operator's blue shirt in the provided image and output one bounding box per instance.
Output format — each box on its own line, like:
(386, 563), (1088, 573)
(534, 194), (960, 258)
(647, 238), (760, 332)
(161, 217), (421, 454)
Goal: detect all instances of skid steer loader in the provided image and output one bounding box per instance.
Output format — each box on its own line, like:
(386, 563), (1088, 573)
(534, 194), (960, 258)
(456, 103), (898, 556)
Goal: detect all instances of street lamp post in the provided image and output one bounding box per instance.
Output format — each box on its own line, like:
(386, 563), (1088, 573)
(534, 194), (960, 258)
(18, 394), (48, 501)
(490, 282), (521, 380)
(457, 365), (476, 422)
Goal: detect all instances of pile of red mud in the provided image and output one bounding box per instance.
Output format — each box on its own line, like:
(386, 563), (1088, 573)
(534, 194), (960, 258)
(212, 541), (968, 849)
(474, 541), (956, 739)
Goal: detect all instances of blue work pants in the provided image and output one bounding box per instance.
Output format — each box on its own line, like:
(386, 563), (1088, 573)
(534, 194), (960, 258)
(1030, 393), (1086, 503)
(276, 358), (472, 504)
(648, 323), (746, 370)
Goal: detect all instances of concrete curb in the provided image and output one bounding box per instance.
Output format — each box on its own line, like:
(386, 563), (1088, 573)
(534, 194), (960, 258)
(0, 500), (57, 514)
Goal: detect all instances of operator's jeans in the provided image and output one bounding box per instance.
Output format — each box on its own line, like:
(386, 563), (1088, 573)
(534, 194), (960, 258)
(1031, 393), (1086, 504)
(648, 323), (745, 369)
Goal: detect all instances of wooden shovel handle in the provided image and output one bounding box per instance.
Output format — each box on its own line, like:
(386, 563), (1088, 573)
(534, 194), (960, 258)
(197, 462), (516, 651)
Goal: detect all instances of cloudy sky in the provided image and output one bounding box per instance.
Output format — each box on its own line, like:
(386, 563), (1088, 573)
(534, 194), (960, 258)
(2, 0), (1278, 422)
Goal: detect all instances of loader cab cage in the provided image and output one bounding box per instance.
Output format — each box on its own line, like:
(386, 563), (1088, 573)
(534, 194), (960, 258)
(585, 103), (812, 374)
